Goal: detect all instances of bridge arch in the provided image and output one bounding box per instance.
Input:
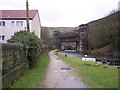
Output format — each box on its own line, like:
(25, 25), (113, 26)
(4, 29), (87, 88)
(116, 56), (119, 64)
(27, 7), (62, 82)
(60, 31), (80, 52)
(54, 24), (89, 54)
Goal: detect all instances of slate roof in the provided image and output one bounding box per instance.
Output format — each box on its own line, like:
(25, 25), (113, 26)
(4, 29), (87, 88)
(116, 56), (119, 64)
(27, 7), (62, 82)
(0, 10), (38, 20)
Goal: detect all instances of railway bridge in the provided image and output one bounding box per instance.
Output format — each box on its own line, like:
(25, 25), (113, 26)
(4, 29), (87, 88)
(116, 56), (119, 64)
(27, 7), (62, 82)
(54, 24), (89, 54)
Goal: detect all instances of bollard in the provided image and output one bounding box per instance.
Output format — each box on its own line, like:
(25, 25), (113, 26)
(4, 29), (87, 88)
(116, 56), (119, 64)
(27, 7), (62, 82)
(65, 55), (67, 57)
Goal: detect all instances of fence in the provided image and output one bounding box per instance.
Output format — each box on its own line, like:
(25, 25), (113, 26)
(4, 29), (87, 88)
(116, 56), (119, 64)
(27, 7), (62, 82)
(0, 43), (29, 88)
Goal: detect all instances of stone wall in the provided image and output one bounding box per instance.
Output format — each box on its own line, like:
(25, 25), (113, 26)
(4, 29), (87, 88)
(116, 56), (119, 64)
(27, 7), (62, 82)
(0, 43), (29, 88)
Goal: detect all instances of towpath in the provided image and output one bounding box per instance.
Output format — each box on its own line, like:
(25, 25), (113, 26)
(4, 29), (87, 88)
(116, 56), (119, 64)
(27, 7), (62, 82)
(43, 50), (87, 88)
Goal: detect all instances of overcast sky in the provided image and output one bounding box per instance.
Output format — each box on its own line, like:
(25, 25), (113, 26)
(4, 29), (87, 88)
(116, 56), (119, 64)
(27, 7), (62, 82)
(0, 0), (119, 27)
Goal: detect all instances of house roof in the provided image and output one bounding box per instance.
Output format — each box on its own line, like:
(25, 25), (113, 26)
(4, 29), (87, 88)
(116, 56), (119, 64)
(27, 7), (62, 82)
(0, 10), (38, 20)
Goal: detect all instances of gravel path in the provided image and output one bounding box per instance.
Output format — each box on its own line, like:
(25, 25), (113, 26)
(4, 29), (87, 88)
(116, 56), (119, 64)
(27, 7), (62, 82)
(43, 50), (87, 88)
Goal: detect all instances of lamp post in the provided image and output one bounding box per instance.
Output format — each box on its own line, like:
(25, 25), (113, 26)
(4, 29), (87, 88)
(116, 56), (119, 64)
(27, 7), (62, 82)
(26, 0), (30, 32)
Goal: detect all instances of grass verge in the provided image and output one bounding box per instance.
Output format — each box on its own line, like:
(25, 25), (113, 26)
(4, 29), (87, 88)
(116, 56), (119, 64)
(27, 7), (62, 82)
(58, 54), (118, 88)
(10, 53), (50, 88)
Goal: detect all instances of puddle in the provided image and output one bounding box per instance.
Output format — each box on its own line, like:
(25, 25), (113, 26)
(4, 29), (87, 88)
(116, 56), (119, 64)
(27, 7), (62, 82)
(61, 67), (71, 71)
(57, 58), (60, 60)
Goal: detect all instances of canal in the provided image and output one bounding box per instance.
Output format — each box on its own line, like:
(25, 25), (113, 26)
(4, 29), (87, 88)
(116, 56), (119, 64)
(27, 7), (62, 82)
(58, 50), (120, 66)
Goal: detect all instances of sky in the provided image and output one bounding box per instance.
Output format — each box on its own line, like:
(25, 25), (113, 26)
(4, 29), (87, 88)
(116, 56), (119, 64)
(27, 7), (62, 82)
(0, 0), (119, 27)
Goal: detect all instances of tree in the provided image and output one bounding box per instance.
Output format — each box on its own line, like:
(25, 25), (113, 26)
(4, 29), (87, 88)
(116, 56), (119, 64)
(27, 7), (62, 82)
(7, 31), (43, 68)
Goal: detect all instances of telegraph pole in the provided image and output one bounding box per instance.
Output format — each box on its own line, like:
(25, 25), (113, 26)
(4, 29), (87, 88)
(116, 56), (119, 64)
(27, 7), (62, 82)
(26, 0), (30, 32)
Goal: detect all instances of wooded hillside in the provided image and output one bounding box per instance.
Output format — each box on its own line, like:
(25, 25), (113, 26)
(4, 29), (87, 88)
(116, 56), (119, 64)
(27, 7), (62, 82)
(88, 11), (119, 56)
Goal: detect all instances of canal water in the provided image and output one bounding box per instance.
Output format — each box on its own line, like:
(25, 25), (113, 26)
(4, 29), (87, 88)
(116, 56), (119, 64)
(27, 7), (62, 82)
(58, 50), (120, 66)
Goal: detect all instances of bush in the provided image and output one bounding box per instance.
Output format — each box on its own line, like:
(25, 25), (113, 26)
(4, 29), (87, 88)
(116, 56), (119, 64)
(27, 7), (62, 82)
(7, 31), (43, 68)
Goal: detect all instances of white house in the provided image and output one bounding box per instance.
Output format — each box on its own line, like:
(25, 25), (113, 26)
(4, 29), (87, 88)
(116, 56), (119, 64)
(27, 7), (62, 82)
(0, 10), (41, 43)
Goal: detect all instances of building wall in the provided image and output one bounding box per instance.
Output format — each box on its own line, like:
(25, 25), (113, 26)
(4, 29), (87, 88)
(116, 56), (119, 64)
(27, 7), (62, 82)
(31, 12), (41, 38)
(0, 20), (33, 43)
(0, 14), (41, 43)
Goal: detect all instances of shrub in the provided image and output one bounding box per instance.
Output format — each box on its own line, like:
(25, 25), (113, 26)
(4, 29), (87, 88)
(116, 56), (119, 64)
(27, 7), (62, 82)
(7, 31), (43, 68)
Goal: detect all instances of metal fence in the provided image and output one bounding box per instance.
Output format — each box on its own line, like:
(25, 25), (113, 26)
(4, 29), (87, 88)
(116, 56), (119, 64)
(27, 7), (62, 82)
(0, 43), (29, 88)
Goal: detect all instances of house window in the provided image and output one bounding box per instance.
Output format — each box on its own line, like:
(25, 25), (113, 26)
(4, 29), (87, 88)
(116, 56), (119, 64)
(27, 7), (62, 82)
(16, 21), (23, 27)
(0, 22), (1, 26)
(0, 35), (5, 41)
(2, 36), (5, 40)
(11, 21), (15, 27)
(3, 21), (5, 26)
(0, 21), (5, 27)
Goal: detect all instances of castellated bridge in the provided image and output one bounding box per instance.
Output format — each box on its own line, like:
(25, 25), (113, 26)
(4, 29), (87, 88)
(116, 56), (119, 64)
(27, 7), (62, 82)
(54, 24), (89, 54)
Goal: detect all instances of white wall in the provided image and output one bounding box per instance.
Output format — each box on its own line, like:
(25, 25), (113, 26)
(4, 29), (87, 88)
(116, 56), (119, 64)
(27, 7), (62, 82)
(31, 12), (41, 38)
(0, 13), (41, 43)
(0, 20), (32, 43)
(82, 58), (96, 62)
